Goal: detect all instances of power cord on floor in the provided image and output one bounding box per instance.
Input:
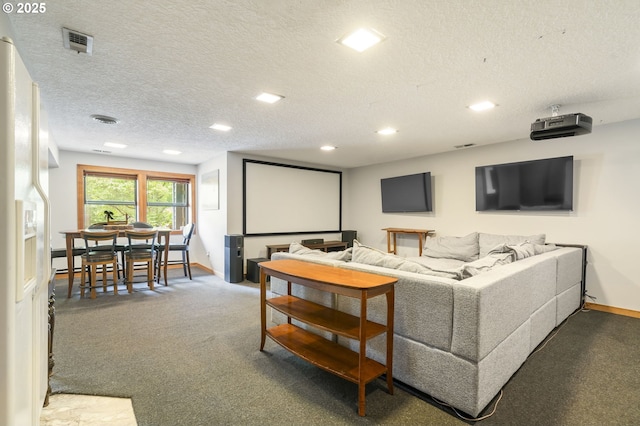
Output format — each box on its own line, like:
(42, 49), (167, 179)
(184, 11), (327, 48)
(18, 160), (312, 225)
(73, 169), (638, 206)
(582, 291), (597, 312)
(430, 299), (589, 422)
(530, 293), (592, 356)
(431, 390), (504, 422)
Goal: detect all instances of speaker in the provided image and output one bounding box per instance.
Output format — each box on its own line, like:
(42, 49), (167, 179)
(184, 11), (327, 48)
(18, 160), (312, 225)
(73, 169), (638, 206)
(246, 257), (268, 283)
(224, 234), (244, 283)
(341, 230), (357, 248)
(301, 238), (323, 245)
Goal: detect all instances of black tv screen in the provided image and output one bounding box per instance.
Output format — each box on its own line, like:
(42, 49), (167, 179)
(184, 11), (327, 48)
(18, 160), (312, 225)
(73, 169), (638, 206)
(475, 156), (573, 211)
(381, 172), (432, 213)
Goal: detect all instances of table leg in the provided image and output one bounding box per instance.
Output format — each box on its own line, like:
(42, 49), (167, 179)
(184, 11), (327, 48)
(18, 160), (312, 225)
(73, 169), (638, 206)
(66, 234), (75, 298)
(287, 281), (292, 325)
(358, 290), (368, 416)
(386, 287), (395, 394)
(260, 268), (267, 351)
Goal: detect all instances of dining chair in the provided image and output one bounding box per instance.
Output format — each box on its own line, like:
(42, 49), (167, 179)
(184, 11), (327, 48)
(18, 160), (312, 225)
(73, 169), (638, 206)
(79, 230), (120, 299)
(88, 222), (126, 278)
(124, 230), (158, 293)
(127, 222), (154, 272)
(155, 223), (195, 283)
(131, 221), (153, 228)
(51, 246), (86, 298)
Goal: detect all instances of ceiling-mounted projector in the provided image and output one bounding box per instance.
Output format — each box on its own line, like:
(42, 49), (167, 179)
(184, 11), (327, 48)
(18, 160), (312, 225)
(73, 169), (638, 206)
(530, 112), (592, 141)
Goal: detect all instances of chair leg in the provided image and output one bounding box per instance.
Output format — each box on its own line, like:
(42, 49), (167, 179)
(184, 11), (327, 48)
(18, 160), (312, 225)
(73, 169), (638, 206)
(112, 260), (118, 295)
(67, 257), (76, 298)
(80, 263), (86, 298)
(90, 266), (97, 299)
(102, 266), (108, 293)
(185, 251), (192, 280)
(126, 260), (133, 293)
(155, 251), (162, 284)
(148, 260), (154, 290)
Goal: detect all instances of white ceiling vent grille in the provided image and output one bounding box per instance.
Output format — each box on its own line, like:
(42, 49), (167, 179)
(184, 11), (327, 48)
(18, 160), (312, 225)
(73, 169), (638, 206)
(62, 27), (93, 55)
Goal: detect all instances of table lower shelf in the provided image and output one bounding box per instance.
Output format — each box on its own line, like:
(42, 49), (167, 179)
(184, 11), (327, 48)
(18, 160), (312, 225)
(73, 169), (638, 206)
(267, 295), (387, 340)
(266, 323), (387, 385)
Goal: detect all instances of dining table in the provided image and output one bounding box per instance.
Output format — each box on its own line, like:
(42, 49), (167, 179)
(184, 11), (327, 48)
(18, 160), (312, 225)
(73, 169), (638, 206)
(60, 227), (173, 297)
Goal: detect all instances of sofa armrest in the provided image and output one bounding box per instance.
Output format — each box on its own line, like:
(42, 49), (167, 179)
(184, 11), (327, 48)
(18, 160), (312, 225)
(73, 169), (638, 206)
(451, 255), (556, 362)
(341, 262), (456, 352)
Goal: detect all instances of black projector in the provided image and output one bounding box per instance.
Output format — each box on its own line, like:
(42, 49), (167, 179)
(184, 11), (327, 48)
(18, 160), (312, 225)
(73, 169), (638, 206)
(530, 113), (592, 140)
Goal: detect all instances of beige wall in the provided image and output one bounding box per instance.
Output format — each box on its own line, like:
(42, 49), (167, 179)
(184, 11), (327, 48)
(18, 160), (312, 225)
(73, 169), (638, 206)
(50, 119), (640, 312)
(48, 151), (206, 271)
(345, 119), (640, 312)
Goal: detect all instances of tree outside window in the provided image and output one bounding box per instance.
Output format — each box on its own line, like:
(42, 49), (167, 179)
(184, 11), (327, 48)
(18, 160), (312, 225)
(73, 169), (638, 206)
(147, 179), (189, 229)
(84, 174), (136, 226)
(78, 165), (195, 231)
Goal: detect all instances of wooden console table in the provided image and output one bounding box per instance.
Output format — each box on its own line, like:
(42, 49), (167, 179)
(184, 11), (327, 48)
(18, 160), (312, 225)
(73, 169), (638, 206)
(382, 228), (434, 256)
(266, 240), (348, 258)
(259, 259), (396, 416)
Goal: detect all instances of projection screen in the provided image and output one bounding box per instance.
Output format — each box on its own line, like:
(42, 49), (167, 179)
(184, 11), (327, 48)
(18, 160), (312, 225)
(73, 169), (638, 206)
(243, 159), (342, 236)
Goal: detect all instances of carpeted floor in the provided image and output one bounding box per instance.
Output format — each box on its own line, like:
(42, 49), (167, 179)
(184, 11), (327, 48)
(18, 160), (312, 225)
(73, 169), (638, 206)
(50, 268), (640, 425)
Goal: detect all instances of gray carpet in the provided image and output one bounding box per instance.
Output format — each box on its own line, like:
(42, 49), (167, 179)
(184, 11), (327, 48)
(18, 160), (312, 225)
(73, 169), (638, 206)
(50, 269), (640, 425)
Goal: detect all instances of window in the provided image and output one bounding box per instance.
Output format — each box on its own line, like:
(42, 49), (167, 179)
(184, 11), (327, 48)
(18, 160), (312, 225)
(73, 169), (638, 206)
(78, 165), (195, 231)
(84, 173), (137, 225)
(146, 178), (190, 229)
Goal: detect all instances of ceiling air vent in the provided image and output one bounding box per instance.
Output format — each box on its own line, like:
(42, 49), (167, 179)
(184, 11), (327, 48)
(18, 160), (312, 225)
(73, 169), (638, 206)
(62, 27), (93, 55)
(91, 114), (118, 124)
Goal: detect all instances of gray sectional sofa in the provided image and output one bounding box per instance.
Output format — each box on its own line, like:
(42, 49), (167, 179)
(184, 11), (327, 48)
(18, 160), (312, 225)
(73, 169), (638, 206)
(267, 232), (584, 417)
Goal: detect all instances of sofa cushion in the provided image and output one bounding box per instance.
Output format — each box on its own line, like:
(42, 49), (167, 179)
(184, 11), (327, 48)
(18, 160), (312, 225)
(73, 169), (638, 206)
(423, 232), (479, 262)
(289, 242), (352, 261)
(461, 252), (513, 278)
(486, 242), (557, 261)
(478, 233), (546, 258)
(407, 256), (466, 270)
(351, 240), (461, 279)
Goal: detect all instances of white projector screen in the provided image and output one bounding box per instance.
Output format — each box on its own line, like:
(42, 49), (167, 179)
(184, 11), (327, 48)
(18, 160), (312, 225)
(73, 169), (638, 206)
(243, 160), (342, 236)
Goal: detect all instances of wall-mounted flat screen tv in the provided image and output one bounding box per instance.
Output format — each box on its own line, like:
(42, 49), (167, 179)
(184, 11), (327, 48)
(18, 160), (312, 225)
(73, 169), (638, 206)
(475, 156), (573, 211)
(381, 172), (432, 213)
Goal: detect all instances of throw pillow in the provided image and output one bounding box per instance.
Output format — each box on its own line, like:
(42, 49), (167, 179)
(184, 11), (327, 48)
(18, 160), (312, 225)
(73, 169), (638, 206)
(486, 242), (558, 261)
(478, 233), (546, 258)
(351, 240), (461, 279)
(289, 242), (352, 261)
(461, 252), (513, 278)
(423, 232), (479, 262)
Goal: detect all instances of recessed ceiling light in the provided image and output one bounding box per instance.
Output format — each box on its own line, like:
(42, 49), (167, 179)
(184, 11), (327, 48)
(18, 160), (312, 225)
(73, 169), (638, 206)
(210, 123), (232, 132)
(321, 145), (337, 151)
(337, 28), (385, 52)
(469, 101), (496, 112)
(163, 149), (182, 155)
(104, 142), (127, 149)
(255, 92), (284, 104)
(376, 127), (398, 135)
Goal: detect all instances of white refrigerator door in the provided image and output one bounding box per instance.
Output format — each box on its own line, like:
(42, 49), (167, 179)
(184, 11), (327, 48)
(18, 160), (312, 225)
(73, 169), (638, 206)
(0, 36), (48, 426)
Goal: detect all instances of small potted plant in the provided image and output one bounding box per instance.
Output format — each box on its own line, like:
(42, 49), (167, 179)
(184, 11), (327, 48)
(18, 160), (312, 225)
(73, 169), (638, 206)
(104, 210), (114, 222)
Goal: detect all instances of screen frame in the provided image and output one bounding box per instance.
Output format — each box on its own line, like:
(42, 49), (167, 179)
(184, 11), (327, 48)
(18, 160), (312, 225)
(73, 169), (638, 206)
(242, 159), (342, 236)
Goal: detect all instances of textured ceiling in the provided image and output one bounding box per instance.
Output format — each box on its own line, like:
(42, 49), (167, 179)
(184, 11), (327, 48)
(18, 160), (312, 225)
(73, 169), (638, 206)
(7, 0), (640, 168)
